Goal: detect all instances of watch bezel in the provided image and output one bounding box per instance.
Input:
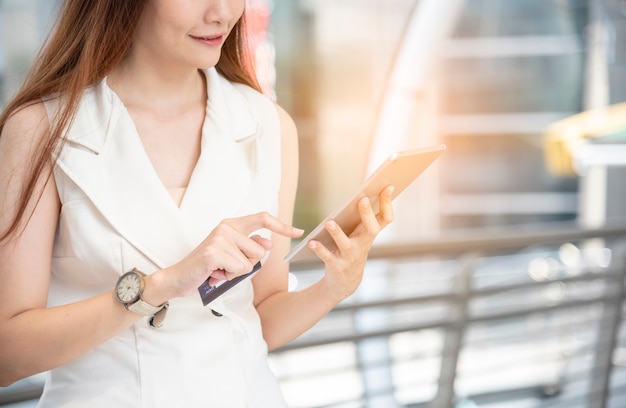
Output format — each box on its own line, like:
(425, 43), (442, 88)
(114, 268), (169, 328)
(115, 268), (145, 306)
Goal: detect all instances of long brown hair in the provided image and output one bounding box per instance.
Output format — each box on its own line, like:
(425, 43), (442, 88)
(0, 0), (260, 241)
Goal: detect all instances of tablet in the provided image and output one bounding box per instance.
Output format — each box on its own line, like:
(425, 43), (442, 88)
(284, 144), (446, 262)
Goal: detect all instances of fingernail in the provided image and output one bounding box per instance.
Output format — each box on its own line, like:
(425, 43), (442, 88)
(360, 197), (370, 208)
(293, 227), (305, 235)
(326, 220), (337, 231)
(387, 185), (395, 194)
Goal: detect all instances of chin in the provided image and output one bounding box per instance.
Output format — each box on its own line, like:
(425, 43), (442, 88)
(198, 63), (219, 70)
(197, 53), (222, 70)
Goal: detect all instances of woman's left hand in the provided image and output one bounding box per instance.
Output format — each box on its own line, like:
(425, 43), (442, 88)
(308, 185), (395, 300)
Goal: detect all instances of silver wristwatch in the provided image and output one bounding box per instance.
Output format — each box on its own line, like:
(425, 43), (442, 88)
(115, 268), (169, 328)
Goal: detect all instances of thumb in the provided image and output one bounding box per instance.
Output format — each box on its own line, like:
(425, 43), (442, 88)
(250, 234), (273, 251)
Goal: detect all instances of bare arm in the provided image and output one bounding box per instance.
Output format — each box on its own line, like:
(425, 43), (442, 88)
(254, 105), (394, 350)
(252, 105), (341, 348)
(0, 104), (144, 386)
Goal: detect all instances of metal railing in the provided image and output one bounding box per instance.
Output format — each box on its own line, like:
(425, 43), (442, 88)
(272, 221), (626, 408)
(1, 222), (625, 407)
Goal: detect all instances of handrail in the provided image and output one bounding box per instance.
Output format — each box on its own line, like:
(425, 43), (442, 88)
(2, 222), (625, 406)
(278, 279), (623, 352)
(290, 220), (626, 270)
(277, 221), (626, 408)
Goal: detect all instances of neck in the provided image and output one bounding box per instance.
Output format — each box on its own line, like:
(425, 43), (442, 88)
(107, 54), (207, 115)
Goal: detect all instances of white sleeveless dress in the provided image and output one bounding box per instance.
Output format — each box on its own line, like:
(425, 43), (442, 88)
(39, 68), (288, 407)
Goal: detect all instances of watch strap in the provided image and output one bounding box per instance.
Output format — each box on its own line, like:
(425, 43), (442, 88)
(149, 303), (169, 328)
(128, 298), (166, 316)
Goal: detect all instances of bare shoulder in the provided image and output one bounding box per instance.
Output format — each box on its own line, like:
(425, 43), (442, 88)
(1, 102), (50, 151)
(0, 101), (55, 231)
(274, 103), (296, 132)
(274, 103), (298, 152)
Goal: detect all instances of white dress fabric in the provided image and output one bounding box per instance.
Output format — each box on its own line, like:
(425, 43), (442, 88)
(39, 68), (288, 407)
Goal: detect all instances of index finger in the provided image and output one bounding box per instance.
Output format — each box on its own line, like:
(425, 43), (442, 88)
(231, 211), (304, 239)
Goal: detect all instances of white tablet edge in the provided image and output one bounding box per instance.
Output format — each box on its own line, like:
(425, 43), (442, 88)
(284, 144), (446, 263)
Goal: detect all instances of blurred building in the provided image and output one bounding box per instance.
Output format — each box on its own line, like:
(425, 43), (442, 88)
(272, 0), (597, 236)
(0, 0), (56, 106)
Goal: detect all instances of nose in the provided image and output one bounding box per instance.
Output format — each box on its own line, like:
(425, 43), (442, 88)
(203, 0), (240, 25)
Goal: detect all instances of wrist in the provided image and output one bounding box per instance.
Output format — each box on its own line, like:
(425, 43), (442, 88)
(318, 276), (353, 303)
(142, 269), (174, 307)
(114, 268), (170, 328)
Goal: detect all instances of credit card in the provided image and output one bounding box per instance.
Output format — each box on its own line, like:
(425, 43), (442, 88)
(198, 261), (263, 306)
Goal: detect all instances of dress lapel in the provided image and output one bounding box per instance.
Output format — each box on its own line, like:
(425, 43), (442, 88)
(54, 68), (262, 270)
(181, 69), (262, 245)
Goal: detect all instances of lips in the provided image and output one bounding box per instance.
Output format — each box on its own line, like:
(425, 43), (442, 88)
(190, 34), (225, 46)
(194, 35), (221, 41)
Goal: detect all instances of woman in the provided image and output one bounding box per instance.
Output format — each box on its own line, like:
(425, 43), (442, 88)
(0, 0), (394, 406)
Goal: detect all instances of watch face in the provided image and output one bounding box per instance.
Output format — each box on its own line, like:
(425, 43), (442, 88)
(116, 271), (143, 303)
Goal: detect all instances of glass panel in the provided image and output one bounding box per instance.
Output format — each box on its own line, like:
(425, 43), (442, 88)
(453, 0), (587, 38)
(0, 0), (57, 107)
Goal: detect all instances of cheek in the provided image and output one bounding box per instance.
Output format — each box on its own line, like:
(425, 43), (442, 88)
(232, 0), (246, 22)
(138, 4), (187, 46)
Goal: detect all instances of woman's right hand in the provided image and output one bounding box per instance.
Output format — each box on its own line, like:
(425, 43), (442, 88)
(143, 212), (303, 304)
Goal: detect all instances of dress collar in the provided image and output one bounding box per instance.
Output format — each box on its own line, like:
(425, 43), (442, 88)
(57, 67), (260, 154)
